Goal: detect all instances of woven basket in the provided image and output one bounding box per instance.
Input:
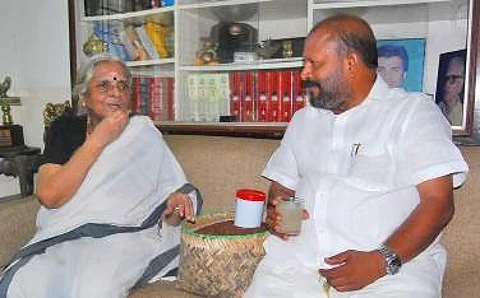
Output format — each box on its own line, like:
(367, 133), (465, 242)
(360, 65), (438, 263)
(176, 211), (269, 298)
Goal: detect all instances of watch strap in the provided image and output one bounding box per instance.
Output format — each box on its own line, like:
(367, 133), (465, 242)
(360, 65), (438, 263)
(378, 244), (402, 275)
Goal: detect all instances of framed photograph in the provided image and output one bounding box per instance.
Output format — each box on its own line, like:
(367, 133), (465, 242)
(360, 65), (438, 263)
(435, 49), (468, 129)
(377, 38), (426, 92)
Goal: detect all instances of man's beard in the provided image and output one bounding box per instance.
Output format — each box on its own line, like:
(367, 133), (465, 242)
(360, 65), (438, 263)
(305, 72), (351, 112)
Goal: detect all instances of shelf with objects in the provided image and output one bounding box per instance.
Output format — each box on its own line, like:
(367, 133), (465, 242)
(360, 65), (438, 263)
(74, 0), (176, 123)
(164, 0), (308, 136)
(309, 0), (478, 137)
(70, 0), (479, 138)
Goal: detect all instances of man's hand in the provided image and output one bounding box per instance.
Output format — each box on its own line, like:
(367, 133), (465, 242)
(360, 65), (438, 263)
(265, 196), (309, 240)
(89, 110), (129, 149)
(318, 250), (385, 292)
(163, 191), (195, 226)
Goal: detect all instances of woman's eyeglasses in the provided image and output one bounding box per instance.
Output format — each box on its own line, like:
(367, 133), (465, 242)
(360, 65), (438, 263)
(94, 79), (131, 94)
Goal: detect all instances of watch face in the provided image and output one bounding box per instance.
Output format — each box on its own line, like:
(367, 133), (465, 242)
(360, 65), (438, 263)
(389, 257), (402, 274)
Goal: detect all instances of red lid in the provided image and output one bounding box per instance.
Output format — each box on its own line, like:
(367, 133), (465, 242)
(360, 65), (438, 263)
(236, 189), (266, 202)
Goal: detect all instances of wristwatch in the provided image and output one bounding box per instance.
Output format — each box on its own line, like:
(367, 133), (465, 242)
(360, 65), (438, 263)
(378, 244), (402, 275)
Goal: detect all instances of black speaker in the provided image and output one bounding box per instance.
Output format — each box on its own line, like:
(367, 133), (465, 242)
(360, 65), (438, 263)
(210, 22), (258, 63)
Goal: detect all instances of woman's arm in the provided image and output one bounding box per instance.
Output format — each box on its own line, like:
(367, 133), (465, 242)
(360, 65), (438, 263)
(36, 138), (103, 209)
(36, 111), (129, 208)
(162, 191), (196, 226)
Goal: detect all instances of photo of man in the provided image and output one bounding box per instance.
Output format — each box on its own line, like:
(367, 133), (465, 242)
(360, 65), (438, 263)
(435, 49), (467, 127)
(376, 38), (426, 92)
(377, 44), (409, 89)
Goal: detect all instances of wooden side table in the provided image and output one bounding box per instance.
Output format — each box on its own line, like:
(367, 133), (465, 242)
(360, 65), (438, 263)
(0, 146), (41, 198)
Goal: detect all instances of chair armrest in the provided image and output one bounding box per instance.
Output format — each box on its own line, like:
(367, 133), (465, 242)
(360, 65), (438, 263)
(0, 196), (39, 267)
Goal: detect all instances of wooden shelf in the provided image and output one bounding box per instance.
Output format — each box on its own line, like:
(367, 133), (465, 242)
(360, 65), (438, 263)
(155, 121), (287, 138)
(126, 58), (175, 67)
(180, 58), (303, 72)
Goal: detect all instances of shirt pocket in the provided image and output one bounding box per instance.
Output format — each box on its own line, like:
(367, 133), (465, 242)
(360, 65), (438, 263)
(345, 145), (393, 192)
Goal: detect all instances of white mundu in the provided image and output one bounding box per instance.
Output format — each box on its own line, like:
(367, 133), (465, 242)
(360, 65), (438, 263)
(245, 77), (468, 298)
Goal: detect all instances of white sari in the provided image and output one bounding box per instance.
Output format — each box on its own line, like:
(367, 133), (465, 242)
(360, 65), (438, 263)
(0, 116), (198, 298)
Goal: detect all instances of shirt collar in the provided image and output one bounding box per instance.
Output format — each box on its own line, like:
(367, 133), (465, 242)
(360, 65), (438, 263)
(365, 75), (389, 102)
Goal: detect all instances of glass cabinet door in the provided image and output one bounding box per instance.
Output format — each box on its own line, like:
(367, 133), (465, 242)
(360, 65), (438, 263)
(311, 0), (479, 138)
(69, 0), (479, 139)
(72, 0), (176, 122)
(173, 0), (308, 137)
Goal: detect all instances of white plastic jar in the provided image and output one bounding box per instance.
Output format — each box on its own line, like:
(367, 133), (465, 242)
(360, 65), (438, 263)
(234, 189), (266, 228)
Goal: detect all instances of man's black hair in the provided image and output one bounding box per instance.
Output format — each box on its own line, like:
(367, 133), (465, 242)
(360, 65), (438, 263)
(378, 44), (409, 71)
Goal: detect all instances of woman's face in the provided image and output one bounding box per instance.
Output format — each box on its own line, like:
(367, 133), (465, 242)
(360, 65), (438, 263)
(84, 61), (131, 121)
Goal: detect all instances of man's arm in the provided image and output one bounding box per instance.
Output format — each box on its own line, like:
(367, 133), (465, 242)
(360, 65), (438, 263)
(384, 175), (454, 262)
(319, 174), (454, 292)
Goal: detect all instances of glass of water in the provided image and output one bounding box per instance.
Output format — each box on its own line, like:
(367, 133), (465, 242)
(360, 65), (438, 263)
(277, 197), (304, 236)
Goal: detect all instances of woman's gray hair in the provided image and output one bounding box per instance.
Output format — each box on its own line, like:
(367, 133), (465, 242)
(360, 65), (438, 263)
(73, 53), (132, 114)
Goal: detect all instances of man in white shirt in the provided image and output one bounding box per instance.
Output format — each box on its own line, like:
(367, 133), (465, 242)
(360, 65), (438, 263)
(245, 14), (468, 298)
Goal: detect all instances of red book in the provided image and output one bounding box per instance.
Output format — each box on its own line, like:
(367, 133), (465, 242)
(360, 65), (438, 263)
(292, 70), (306, 115)
(148, 77), (162, 121)
(257, 71), (269, 122)
(257, 92), (269, 122)
(242, 71), (255, 122)
(166, 78), (175, 120)
(161, 78), (172, 121)
(230, 72), (241, 121)
(268, 71), (279, 122)
(277, 70), (292, 122)
(132, 77), (142, 115)
(278, 70), (293, 122)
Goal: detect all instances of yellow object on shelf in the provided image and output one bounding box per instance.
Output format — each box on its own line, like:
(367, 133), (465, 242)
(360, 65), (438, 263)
(145, 20), (171, 59)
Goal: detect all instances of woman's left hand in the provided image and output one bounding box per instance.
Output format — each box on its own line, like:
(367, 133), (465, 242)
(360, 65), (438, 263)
(163, 192), (195, 226)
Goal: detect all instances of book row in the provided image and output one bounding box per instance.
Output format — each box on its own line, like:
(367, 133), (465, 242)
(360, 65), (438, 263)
(132, 77), (175, 121)
(183, 69), (307, 122)
(132, 69), (308, 123)
(91, 21), (173, 62)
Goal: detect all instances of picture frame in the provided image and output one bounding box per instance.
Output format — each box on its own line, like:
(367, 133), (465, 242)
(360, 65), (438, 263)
(376, 38), (426, 92)
(435, 49), (468, 129)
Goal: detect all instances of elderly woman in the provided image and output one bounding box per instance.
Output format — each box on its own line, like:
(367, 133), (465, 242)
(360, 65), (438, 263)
(0, 54), (200, 297)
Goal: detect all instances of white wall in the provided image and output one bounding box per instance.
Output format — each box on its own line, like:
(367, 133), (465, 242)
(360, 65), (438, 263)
(0, 0), (71, 196)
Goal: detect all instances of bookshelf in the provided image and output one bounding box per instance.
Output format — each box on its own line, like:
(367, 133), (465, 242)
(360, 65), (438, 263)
(71, 0), (479, 137)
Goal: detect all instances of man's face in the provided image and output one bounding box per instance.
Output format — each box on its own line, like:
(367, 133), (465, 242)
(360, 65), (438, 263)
(301, 34), (352, 112)
(377, 56), (406, 88)
(443, 58), (465, 103)
(84, 61), (131, 121)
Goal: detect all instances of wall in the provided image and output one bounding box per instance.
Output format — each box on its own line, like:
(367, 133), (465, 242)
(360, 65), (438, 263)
(0, 1), (71, 196)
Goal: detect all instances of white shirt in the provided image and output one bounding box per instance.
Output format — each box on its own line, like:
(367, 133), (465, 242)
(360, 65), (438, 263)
(262, 77), (468, 268)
